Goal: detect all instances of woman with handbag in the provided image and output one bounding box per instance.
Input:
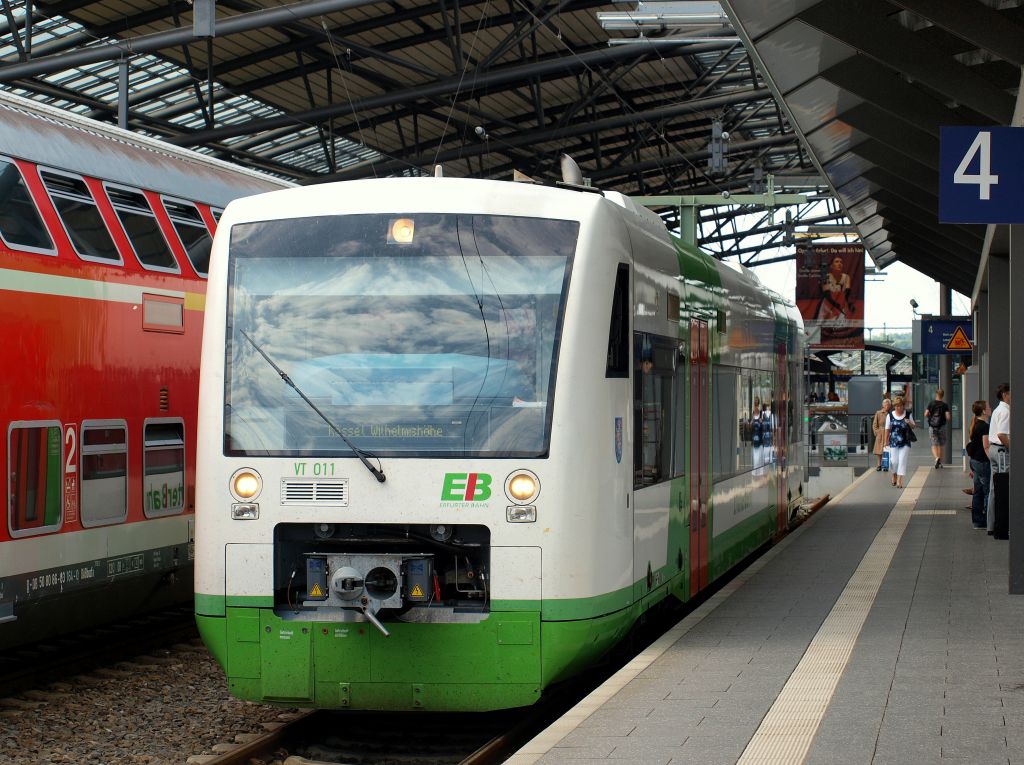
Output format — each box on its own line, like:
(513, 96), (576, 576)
(872, 397), (891, 471)
(884, 395), (916, 489)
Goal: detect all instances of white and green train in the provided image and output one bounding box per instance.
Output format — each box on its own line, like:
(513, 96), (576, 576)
(194, 176), (805, 711)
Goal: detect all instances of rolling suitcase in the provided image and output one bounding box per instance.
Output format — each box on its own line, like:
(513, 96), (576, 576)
(993, 471), (1009, 540)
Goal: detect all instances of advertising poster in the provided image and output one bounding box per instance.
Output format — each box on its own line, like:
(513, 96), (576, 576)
(795, 243), (865, 350)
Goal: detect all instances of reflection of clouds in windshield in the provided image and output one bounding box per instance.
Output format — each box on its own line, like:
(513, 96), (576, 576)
(245, 296), (502, 360)
(235, 255), (564, 298)
(226, 213), (578, 456)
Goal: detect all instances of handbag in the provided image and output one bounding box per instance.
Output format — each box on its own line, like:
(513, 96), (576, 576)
(881, 448), (890, 471)
(908, 424), (918, 443)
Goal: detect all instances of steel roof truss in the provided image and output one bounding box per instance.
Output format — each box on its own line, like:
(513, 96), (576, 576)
(797, 0), (1014, 123)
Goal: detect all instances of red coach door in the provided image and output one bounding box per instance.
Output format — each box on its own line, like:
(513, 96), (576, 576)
(689, 319), (710, 596)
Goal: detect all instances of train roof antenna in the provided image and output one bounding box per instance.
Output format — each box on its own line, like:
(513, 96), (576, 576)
(238, 329), (386, 483)
(434, 164), (444, 177)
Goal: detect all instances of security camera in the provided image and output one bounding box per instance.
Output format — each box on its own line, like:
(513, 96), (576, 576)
(721, 131), (730, 141)
(909, 299), (919, 309)
(722, 190), (731, 199)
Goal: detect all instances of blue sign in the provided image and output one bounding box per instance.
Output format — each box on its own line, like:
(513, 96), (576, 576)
(921, 318), (973, 355)
(940, 126), (1024, 224)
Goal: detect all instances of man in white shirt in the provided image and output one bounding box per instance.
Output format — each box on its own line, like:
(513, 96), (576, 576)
(986, 383), (1011, 534)
(989, 383), (1011, 452)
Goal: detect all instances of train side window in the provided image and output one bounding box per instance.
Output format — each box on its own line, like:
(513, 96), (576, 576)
(210, 207), (223, 223)
(670, 339), (687, 478)
(633, 332), (677, 489)
(80, 421), (128, 527)
(0, 158), (55, 254)
(605, 264), (630, 378)
(712, 366), (740, 481)
(39, 169), (121, 263)
(162, 197), (212, 277)
(7, 422), (63, 537)
(104, 184), (179, 273)
(143, 420), (185, 518)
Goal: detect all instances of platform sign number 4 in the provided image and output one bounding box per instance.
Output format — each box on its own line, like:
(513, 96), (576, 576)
(953, 132), (998, 201)
(940, 126), (1024, 224)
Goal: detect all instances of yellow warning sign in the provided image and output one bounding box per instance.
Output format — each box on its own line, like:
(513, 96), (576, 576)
(309, 583), (324, 598)
(946, 326), (973, 351)
(410, 584), (424, 597)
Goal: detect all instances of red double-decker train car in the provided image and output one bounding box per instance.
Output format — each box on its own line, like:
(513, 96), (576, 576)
(0, 90), (287, 649)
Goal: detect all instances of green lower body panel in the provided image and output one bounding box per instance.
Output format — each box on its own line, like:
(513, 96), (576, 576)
(197, 602), (636, 711)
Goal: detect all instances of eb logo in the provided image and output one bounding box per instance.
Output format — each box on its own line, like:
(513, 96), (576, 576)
(441, 473), (492, 502)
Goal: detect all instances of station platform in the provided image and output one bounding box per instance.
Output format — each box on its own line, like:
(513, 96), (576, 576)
(510, 455), (1024, 765)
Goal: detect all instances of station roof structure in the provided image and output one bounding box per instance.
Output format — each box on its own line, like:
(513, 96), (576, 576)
(721, 0), (1024, 297)
(0, 0), (835, 261)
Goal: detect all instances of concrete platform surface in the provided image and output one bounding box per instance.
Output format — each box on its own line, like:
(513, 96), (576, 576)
(509, 454), (1024, 765)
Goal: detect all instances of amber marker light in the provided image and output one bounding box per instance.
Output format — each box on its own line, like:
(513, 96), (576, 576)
(230, 468), (262, 501)
(388, 217), (415, 244)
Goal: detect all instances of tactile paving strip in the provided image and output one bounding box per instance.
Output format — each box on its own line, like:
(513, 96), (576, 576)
(736, 466), (927, 765)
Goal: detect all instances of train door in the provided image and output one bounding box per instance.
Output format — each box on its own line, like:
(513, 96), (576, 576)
(689, 319), (709, 595)
(775, 342), (789, 534)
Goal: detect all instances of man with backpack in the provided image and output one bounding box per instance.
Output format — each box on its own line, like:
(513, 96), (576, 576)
(924, 389), (951, 469)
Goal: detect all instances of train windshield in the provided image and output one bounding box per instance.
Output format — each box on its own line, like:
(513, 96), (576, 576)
(224, 212), (577, 458)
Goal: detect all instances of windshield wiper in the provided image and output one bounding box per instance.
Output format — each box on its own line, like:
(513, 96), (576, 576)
(238, 329), (386, 483)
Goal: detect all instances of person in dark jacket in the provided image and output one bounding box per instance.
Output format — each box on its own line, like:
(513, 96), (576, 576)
(966, 400), (991, 529)
(924, 389), (951, 469)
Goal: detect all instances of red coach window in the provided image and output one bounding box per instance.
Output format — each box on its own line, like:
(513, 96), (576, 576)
(105, 184), (179, 273)
(162, 197), (212, 277)
(0, 158), (55, 255)
(8, 422), (63, 537)
(40, 169), (121, 263)
(143, 420), (185, 518)
(80, 421), (128, 527)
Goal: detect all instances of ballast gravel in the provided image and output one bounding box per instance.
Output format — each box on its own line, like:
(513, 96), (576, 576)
(0, 641), (298, 765)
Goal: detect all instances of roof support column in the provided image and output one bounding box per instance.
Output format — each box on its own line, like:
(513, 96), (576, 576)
(939, 285), (953, 465)
(988, 254), (1010, 410)
(1010, 229), (1024, 593)
(117, 59), (128, 130)
(975, 292), (989, 408)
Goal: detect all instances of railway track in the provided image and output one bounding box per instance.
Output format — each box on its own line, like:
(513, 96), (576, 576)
(0, 605), (197, 698)
(197, 707), (534, 765)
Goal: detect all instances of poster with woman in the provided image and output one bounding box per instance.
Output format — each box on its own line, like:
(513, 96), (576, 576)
(795, 243), (865, 349)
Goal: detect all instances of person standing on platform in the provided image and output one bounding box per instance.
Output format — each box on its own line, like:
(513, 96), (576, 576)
(967, 400), (991, 529)
(924, 389), (952, 469)
(885, 395), (916, 489)
(872, 396), (892, 471)
(987, 383), (1011, 534)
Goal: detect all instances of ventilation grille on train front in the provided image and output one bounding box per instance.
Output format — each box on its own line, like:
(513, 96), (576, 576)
(280, 478), (349, 506)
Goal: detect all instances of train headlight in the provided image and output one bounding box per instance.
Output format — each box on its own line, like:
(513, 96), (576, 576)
(504, 469), (539, 504)
(230, 468), (262, 501)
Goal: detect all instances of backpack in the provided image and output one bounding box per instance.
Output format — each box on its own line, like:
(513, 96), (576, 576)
(928, 405), (944, 429)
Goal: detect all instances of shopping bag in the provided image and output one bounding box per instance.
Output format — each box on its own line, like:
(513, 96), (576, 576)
(881, 448), (890, 472)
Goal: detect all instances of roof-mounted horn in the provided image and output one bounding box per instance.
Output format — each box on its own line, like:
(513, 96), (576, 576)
(560, 154), (584, 186)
